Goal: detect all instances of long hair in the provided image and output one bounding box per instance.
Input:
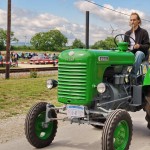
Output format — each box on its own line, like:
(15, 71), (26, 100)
(130, 12), (142, 25)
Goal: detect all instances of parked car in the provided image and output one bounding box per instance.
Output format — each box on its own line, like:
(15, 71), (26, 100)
(24, 52), (33, 59)
(29, 54), (58, 64)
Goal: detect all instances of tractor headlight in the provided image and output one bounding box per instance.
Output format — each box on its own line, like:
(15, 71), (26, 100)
(97, 83), (106, 93)
(46, 79), (58, 89)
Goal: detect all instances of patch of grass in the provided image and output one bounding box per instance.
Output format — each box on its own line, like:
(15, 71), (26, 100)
(30, 69), (38, 78)
(0, 74), (62, 119)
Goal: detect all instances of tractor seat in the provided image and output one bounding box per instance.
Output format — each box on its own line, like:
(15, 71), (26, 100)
(139, 54), (149, 75)
(143, 52), (149, 62)
(142, 52), (149, 69)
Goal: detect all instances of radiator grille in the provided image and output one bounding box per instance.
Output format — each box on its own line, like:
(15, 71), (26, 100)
(58, 62), (87, 101)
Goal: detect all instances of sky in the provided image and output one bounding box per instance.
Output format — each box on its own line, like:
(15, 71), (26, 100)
(0, 0), (150, 45)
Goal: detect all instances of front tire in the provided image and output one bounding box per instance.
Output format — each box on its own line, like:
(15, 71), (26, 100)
(102, 109), (133, 150)
(25, 102), (58, 148)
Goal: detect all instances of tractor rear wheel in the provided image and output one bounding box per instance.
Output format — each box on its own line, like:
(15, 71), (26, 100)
(102, 109), (132, 150)
(143, 86), (150, 129)
(144, 99), (150, 129)
(25, 102), (58, 148)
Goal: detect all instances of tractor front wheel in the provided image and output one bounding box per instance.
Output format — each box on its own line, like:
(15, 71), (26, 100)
(102, 109), (133, 150)
(25, 102), (58, 148)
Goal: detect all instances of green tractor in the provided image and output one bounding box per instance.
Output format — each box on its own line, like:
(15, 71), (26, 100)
(25, 34), (150, 150)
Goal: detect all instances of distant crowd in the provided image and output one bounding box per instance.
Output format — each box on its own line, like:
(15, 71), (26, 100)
(0, 51), (58, 67)
(10, 52), (57, 60)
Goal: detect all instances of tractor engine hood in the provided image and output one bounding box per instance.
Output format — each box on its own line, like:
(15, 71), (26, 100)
(58, 49), (134, 106)
(59, 49), (135, 65)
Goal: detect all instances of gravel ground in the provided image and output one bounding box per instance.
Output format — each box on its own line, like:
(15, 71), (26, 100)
(0, 113), (67, 144)
(0, 70), (58, 79)
(0, 63), (58, 79)
(0, 115), (26, 143)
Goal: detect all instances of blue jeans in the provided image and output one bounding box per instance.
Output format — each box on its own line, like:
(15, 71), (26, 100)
(131, 51), (145, 75)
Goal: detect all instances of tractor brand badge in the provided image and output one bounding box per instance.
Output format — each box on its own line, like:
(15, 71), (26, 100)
(68, 51), (75, 56)
(66, 51), (75, 61)
(98, 56), (109, 61)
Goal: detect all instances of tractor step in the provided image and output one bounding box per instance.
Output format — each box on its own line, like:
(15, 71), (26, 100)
(129, 104), (142, 112)
(129, 104), (141, 107)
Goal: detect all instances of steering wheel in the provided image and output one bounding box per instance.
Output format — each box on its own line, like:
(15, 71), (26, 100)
(114, 34), (136, 49)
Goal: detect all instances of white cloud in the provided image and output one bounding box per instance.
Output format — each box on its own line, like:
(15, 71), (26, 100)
(0, 7), (72, 42)
(0, 1), (150, 46)
(0, 9), (7, 26)
(74, 1), (150, 43)
(74, 1), (145, 25)
(0, 5), (105, 45)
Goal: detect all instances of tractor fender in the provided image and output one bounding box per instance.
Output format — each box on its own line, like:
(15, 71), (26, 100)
(143, 69), (150, 86)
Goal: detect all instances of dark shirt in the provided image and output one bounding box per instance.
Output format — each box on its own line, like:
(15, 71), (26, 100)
(0, 55), (3, 61)
(124, 26), (150, 59)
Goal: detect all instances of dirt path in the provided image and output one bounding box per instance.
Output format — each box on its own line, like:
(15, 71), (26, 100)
(0, 111), (150, 150)
(0, 115), (25, 143)
(0, 114), (67, 144)
(18, 63), (55, 68)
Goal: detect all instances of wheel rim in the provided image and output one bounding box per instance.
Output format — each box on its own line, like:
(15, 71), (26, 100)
(35, 111), (53, 140)
(113, 120), (129, 150)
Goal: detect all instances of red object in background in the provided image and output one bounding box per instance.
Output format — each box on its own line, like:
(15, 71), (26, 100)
(29, 55), (58, 64)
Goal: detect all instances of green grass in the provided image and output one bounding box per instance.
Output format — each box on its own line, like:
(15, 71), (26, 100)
(0, 74), (62, 119)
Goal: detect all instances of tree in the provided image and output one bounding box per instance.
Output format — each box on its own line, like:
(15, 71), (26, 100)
(91, 40), (104, 49)
(103, 37), (116, 49)
(91, 37), (116, 50)
(0, 28), (18, 50)
(72, 38), (85, 48)
(30, 30), (68, 51)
